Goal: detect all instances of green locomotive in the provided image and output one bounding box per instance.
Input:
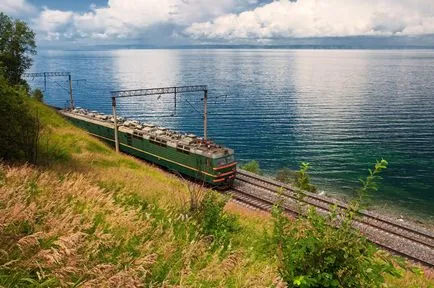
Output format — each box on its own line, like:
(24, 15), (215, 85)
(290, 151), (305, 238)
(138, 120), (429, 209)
(60, 109), (237, 188)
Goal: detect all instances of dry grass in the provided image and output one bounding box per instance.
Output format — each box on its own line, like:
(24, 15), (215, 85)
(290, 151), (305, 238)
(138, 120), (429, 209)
(0, 163), (277, 287)
(0, 102), (433, 287)
(385, 266), (434, 288)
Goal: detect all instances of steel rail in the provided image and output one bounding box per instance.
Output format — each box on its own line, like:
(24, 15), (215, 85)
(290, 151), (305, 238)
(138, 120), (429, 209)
(228, 184), (434, 267)
(237, 170), (434, 245)
(235, 173), (434, 250)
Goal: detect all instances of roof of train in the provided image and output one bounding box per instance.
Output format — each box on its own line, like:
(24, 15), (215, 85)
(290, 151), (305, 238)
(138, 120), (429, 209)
(60, 108), (234, 159)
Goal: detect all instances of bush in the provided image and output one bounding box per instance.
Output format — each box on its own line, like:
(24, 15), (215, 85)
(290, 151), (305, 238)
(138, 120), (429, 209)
(32, 88), (43, 102)
(196, 191), (239, 249)
(272, 160), (401, 287)
(0, 75), (39, 162)
(240, 160), (262, 175)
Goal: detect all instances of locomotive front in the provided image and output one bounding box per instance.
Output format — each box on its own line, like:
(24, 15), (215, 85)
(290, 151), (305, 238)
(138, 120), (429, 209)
(211, 152), (237, 189)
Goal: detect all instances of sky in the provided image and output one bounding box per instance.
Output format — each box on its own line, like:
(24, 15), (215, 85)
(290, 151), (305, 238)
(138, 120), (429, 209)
(1, 0), (434, 48)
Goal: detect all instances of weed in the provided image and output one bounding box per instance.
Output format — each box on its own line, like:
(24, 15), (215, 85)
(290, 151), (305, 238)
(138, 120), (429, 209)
(294, 162), (317, 193)
(356, 159), (388, 209)
(186, 182), (206, 213)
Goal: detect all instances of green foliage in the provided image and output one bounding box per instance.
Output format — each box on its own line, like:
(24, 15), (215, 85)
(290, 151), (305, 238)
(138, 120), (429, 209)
(0, 12), (36, 86)
(196, 191), (239, 249)
(32, 88), (43, 102)
(0, 74), (39, 162)
(272, 159), (401, 288)
(356, 159), (388, 209)
(240, 160), (262, 175)
(275, 167), (297, 184)
(294, 162), (317, 193)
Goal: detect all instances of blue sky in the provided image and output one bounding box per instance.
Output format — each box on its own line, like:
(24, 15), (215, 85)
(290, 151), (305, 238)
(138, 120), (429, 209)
(27, 0), (108, 13)
(2, 0), (434, 48)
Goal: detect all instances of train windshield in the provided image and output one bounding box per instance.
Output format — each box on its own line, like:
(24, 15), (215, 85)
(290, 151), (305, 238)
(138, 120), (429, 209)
(215, 155), (235, 167)
(226, 155), (235, 163)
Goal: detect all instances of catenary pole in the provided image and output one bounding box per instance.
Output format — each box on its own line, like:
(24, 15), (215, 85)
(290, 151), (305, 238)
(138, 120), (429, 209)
(68, 74), (74, 109)
(44, 73), (47, 92)
(112, 97), (120, 153)
(204, 89), (208, 140)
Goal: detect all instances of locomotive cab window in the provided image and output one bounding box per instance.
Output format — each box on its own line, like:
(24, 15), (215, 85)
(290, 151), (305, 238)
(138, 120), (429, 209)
(215, 155), (235, 167)
(226, 155), (235, 163)
(215, 158), (226, 167)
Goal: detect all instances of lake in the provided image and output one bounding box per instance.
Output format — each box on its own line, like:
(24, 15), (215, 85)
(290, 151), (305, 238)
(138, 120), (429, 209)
(30, 49), (434, 218)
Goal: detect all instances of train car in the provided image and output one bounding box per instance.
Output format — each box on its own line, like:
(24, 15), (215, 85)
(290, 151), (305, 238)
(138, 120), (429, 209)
(60, 108), (237, 188)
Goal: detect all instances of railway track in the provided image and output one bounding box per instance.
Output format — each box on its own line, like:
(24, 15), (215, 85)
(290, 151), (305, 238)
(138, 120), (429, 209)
(229, 170), (434, 267)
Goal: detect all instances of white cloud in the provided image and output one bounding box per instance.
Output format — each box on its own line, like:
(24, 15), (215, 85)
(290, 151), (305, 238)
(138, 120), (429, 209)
(185, 0), (434, 40)
(0, 0), (36, 17)
(29, 0), (434, 45)
(34, 8), (73, 32)
(32, 0), (258, 42)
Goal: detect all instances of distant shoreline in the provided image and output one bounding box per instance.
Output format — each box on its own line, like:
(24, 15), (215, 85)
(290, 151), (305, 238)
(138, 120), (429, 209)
(37, 34), (434, 50)
(37, 45), (434, 51)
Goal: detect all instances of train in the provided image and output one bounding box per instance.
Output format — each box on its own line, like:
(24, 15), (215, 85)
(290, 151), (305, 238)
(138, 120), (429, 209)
(60, 108), (237, 188)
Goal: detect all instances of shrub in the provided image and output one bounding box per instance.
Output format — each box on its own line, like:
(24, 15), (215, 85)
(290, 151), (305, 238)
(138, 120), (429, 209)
(32, 88), (43, 102)
(240, 160), (262, 175)
(195, 191), (239, 249)
(0, 74), (39, 162)
(272, 159), (401, 288)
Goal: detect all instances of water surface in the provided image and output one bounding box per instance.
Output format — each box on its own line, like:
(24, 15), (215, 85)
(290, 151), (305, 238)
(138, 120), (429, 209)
(30, 49), (434, 217)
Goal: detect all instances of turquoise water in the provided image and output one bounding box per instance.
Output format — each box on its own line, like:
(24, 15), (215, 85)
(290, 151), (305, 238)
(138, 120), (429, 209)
(30, 49), (434, 217)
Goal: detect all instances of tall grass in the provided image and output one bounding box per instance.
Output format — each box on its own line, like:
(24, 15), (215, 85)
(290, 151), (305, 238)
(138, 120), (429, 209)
(0, 163), (277, 287)
(0, 101), (432, 287)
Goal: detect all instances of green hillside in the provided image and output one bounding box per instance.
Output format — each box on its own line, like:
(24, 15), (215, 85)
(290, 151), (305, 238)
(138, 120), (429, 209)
(0, 100), (433, 287)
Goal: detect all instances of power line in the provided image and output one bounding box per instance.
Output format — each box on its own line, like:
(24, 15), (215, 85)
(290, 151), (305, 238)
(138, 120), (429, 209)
(111, 85), (208, 98)
(23, 71), (75, 109)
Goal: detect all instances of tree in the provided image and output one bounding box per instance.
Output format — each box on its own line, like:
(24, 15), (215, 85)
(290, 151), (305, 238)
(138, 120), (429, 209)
(0, 12), (36, 86)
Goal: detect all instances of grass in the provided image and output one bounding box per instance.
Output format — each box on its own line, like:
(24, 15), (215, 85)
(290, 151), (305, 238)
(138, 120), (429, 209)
(0, 101), (433, 287)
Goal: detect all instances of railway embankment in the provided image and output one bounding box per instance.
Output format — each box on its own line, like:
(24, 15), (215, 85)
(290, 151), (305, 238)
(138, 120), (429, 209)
(1, 101), (433, 287)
